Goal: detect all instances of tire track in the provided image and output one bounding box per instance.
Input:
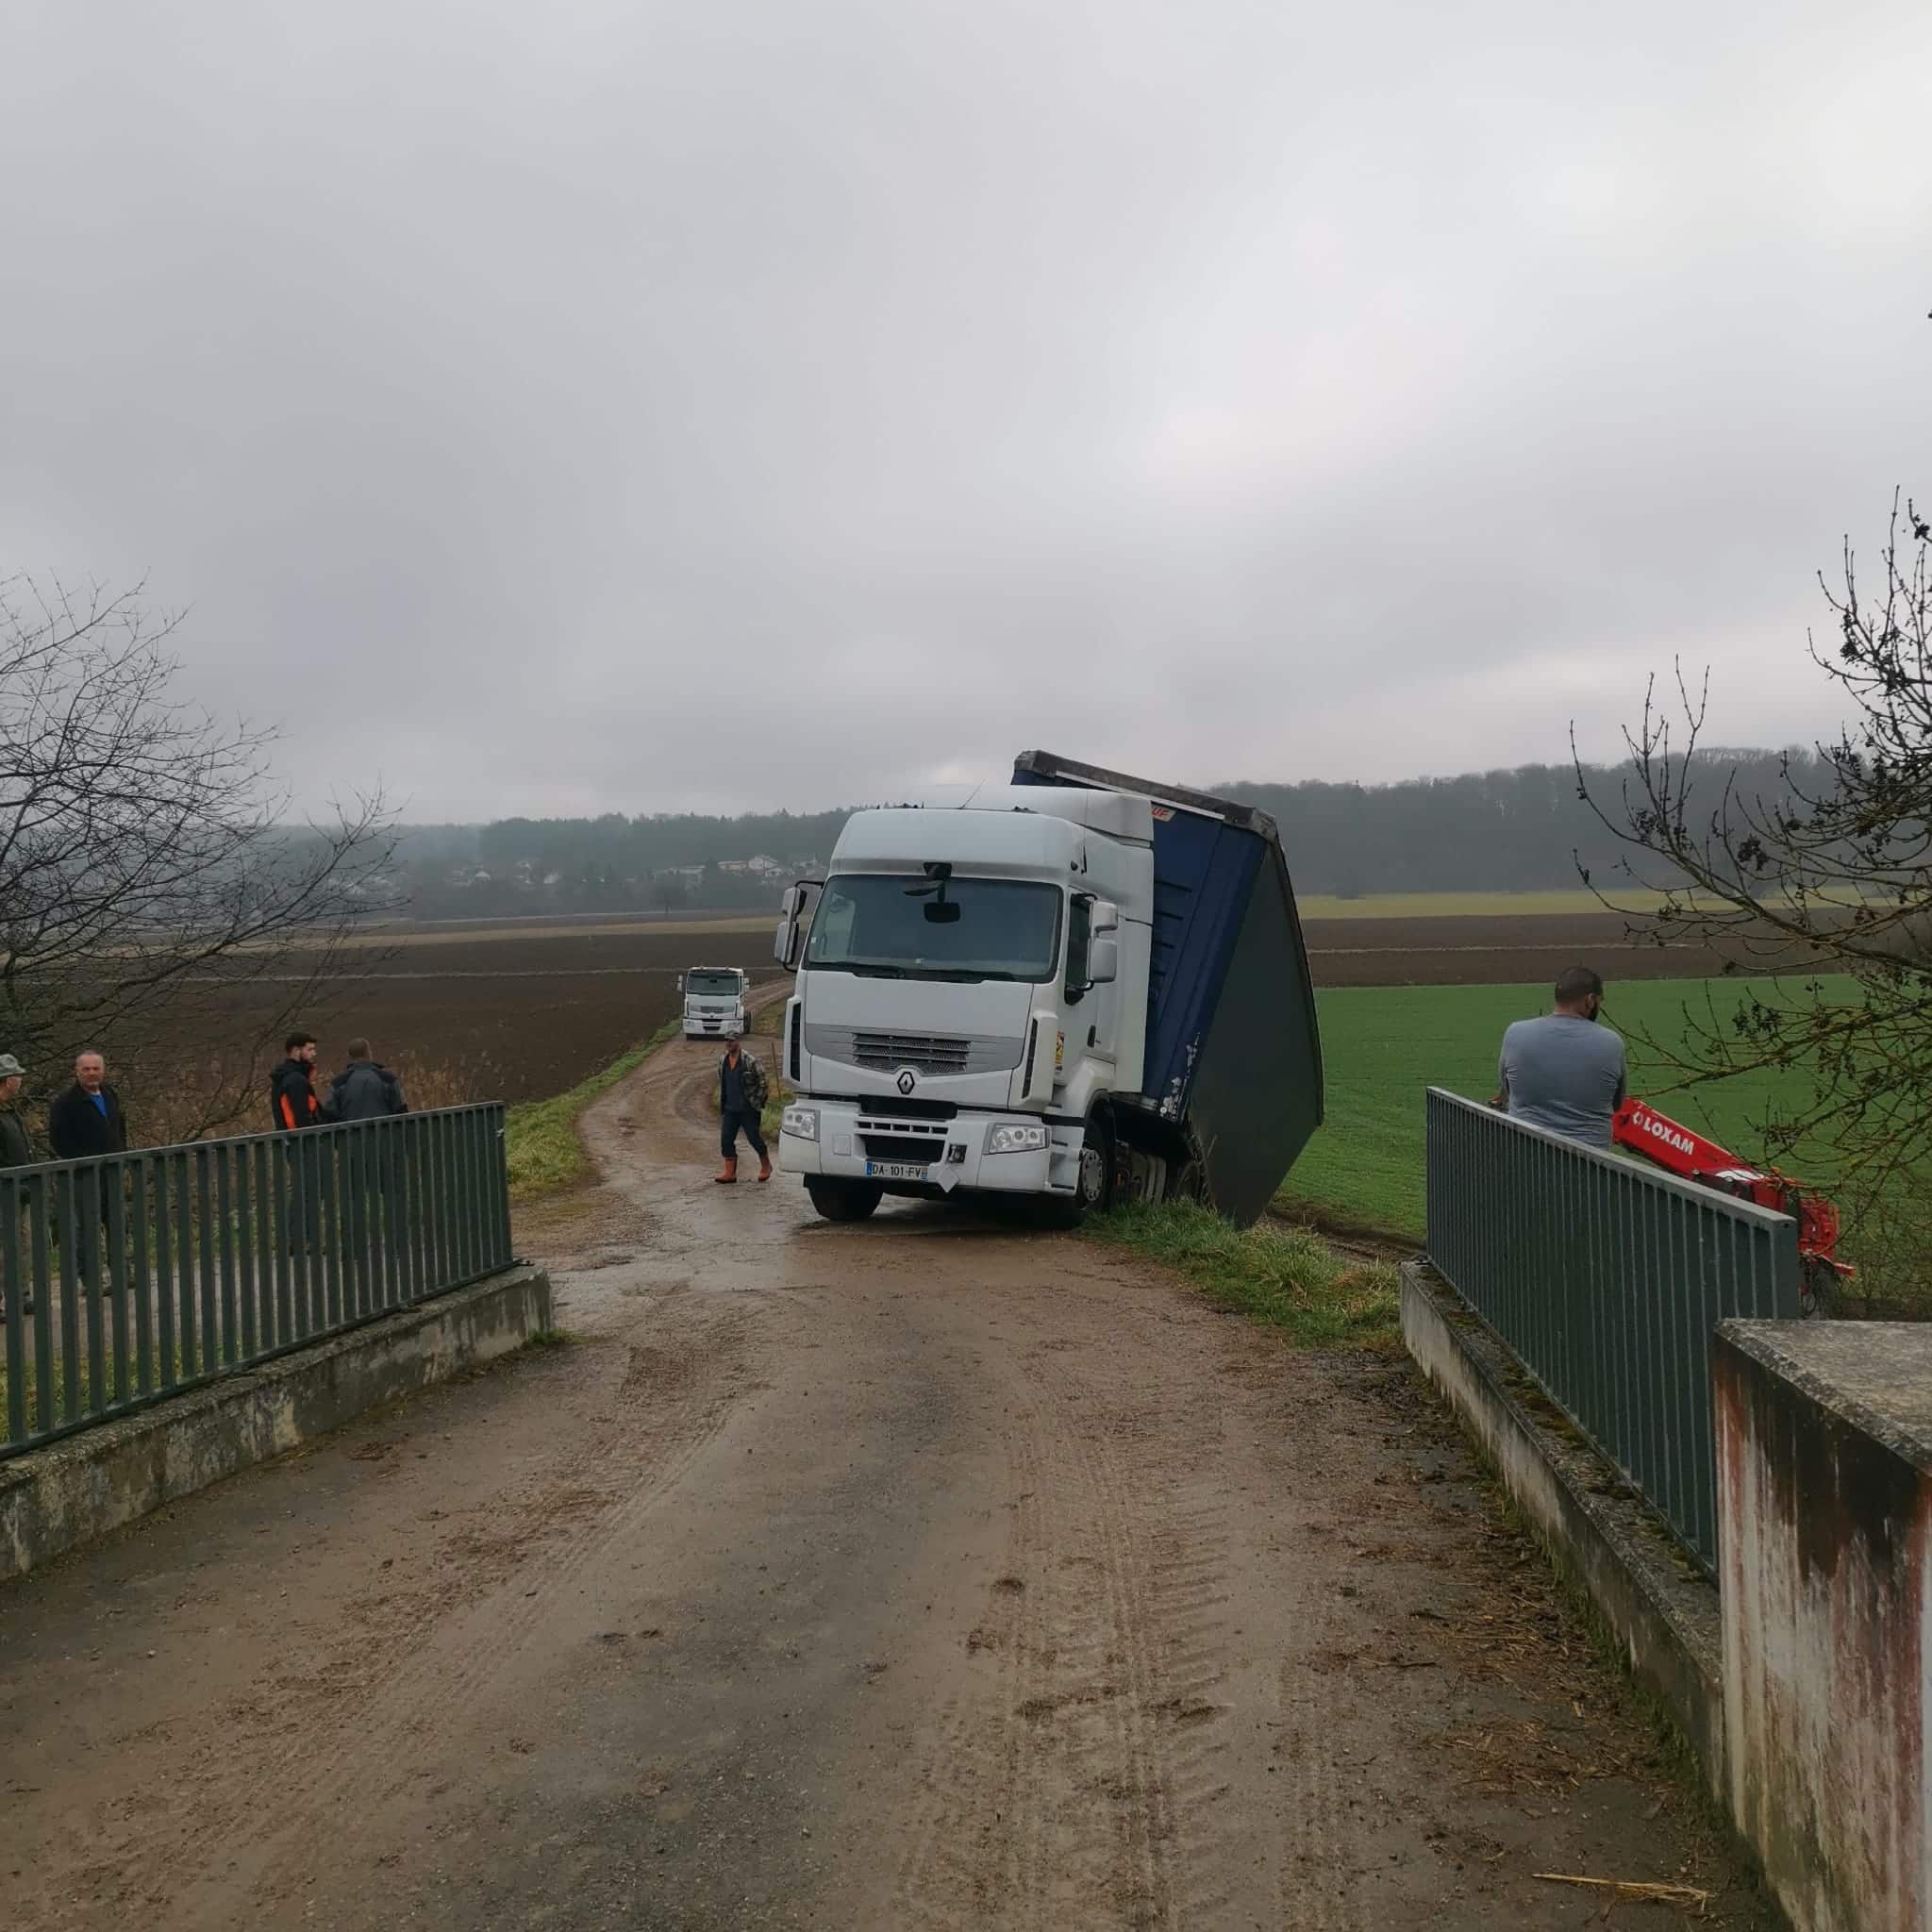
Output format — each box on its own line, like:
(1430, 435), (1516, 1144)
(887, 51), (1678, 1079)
(125, 1296), (755, 1920)
(1278, 1546), (1371, 1932)
(891, 1309), (1244, 1929)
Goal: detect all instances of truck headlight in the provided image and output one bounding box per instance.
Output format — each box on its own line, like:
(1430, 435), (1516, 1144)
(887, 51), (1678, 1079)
(781, 1105), (819, 1141)
(988, 1124), (1048, 1154)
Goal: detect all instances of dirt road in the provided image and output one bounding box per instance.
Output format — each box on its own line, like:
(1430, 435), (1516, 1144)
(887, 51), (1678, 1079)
(1, 1024), (1766, 1929)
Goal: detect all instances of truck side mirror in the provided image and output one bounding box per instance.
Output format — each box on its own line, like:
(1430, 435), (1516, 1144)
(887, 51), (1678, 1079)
(1088, 936), (1119, 986)
(1091, 899), (1120, 934)
(774, 879), (821, 970)
(675, 974), (683, 992)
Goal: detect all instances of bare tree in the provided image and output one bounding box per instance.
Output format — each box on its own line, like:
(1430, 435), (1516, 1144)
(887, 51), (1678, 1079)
(1574, 493), (1931, 1296)
(0, 575), (396, 1140)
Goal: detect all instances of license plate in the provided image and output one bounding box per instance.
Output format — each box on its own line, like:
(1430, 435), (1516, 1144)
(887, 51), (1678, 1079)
(865, 1159), (930, 1181)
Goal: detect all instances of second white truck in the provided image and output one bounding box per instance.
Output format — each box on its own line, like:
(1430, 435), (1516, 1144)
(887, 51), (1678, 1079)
(680, 965), (752, 1041)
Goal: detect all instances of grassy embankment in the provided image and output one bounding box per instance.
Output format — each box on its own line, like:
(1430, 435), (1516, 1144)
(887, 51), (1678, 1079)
(503, 1020), (681, 1198)
(1091, 1200), (1402, 1351)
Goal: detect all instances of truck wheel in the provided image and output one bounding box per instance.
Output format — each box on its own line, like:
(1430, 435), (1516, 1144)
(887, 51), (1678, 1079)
(1040, 1110), (1115, 1230)
(1076, 1109), (1116, 1217)
(806, 1178), (883, 1224)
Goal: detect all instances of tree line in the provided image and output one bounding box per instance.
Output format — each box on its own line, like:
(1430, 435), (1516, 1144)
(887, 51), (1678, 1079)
(388, 749), (1834, 912)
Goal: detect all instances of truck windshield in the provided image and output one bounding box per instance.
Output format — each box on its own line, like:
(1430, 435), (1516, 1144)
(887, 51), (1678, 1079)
(685, 971), (741, 996)
(805, 875), (1062, 983)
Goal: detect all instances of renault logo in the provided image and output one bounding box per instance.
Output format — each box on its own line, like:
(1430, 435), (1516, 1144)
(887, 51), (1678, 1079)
(896, 1068), (918, 1096)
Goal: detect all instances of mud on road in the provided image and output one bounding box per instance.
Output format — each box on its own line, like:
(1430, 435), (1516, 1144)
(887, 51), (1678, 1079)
(1, 1019), (1769, 1929)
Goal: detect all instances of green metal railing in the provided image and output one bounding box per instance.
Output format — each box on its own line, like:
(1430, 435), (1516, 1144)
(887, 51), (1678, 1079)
(1424, 1088), (1799, 1574)
(1, 1104), (512, 1461)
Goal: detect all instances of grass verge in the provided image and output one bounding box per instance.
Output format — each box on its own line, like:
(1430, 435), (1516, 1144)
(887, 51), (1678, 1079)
(504, 1020), (679, 1200)
(1090, 1199), (1402, 1351)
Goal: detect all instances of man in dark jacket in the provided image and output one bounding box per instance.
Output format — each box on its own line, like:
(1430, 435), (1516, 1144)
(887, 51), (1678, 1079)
(327, 1039), (408, 1121)
(0, 1053), (31, 1319)
(48, 1052), (126, 1290)
(329, 1038), (408, 1255)
(0, 1054), (32, 1170)
(48, 1051), (127, 1159)
(715, 1032), (772, 1184)
(271, 1032), (326, 1134)
(273, 1031), (327, 1253)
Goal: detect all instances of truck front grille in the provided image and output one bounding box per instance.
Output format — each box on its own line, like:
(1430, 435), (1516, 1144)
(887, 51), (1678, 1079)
(854, 1031), (969, 1074)
(804, 1024), (1024, 1077)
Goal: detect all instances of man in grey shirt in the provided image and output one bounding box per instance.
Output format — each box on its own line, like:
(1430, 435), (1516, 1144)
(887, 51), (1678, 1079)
(1493, 966), (1627, 1148)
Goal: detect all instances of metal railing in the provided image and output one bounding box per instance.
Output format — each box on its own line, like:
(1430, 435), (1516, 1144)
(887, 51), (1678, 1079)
(1424, 1088), (1799, 1574)
(2, 1104), (512, 1461)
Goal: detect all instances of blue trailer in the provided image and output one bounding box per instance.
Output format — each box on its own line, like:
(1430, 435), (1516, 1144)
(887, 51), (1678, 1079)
(1010, 751), (1324, 1223)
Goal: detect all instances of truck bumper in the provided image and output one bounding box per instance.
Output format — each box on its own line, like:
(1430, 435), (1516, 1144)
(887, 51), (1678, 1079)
(683, 1009), (747, 1040)
(778, 1102), (1082, 1197)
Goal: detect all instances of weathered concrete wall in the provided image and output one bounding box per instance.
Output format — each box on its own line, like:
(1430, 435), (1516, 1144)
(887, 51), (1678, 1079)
(1715, 1323), (1932, 1932)
(0, 1263), (552, 1584)
(1400, 1259), (1728, 1790)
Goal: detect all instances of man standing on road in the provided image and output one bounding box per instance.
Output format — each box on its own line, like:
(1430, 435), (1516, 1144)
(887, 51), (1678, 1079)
(715, 1031), (772, 1184)
(48, 1052), (127, 1291)
(1493, 965), (1627, 1150)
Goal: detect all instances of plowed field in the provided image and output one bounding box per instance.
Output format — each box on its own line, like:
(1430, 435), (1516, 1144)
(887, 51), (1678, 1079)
(171, 905), (1801, 1113)
(1303, 910), (1824, 987)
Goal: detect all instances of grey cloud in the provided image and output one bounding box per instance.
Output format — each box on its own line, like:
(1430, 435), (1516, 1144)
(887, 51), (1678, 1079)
(4, 0), (1928, 822)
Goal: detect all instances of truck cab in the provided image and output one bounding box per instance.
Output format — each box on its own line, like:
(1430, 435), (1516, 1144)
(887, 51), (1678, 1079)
(774, 787), (1155, 1221)
(680, 965), (751, 1041)
(774, 753), (1324, 1227)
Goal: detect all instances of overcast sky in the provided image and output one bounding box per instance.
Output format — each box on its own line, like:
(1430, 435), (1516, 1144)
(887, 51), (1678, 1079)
(4, 0), (1928, 823)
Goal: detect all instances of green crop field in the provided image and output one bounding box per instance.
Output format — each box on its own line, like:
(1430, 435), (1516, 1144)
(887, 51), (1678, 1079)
(1278, 976), (1853, 1243)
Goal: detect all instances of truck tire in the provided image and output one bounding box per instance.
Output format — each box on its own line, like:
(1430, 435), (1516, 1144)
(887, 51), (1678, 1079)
(1040, 1109), (1115, 1230)
(806, 1178), (883, 1224)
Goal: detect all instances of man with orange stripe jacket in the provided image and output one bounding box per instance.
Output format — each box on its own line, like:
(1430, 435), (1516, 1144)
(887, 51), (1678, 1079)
(272, 1030), (329, 1254)
(271, 1031), (327, 1133)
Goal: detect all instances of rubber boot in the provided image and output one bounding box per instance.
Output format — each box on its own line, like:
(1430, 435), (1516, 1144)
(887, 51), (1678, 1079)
(757, 1152), (774, 1182)
(713, 1158), (738, 1185)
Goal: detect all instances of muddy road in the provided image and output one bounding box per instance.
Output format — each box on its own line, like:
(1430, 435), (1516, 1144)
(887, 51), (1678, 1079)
(0, 1022), (1765, 1929)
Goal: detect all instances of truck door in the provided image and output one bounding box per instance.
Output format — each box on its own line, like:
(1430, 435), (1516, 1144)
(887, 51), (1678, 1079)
(1060, 893), (1121, 1078)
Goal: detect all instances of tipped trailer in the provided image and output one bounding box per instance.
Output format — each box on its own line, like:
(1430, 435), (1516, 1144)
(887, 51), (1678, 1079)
(772, 750), (1324, 1225)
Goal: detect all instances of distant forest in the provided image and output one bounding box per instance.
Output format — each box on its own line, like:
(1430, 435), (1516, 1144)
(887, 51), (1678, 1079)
(385, 750), (1824, 915)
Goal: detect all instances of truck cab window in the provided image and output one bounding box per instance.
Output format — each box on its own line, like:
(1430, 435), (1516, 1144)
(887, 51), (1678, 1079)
(1064, 895), (1091, 1004)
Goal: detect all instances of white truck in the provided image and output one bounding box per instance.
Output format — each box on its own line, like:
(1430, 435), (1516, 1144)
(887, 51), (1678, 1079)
(772, 751), (1324, 1225)
(679, 965), (752, 1041)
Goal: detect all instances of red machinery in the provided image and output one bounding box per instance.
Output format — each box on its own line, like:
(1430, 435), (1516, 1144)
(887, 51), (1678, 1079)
(1611, 1097), (1850, 1312)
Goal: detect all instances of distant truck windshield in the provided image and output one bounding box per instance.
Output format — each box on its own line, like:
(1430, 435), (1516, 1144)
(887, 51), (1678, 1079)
(805, 874), (1061, 983)
(686, 970), (742, 996)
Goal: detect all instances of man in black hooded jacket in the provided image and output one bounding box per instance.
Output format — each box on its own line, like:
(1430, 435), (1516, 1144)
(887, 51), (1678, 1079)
(330, 1038), (408, 1256)
(327, 1039), (408, 1121)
